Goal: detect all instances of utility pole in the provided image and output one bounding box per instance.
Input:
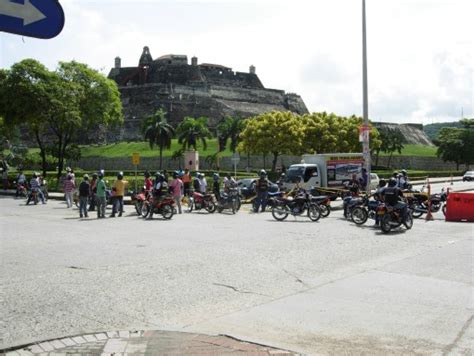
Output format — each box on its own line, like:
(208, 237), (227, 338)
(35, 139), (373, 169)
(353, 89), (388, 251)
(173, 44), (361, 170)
(362, 0), (371, 188)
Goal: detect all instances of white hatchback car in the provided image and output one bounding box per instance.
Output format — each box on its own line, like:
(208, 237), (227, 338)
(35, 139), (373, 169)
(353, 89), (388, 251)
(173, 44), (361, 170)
(463, 171), (474, 182)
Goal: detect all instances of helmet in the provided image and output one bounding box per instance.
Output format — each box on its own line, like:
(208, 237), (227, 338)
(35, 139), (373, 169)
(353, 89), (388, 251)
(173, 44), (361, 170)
(388, 178), (397, 187)
(401, 169), (407, 175)
(213, 172), (219, 181)
(155, 171), (161, 178)
(92, 172), (98, 178)
(260, 169), (267, 176)
(98, 172), (104, 178)
(83, 174), (89, 180)
(66, 167), (71, 172)
(32, 172), (37, 178)
(173, 171), (179, 179)
(378, 179), (386, 188)
(392, 172), (398, 177)
(117, 171), (123, 180)
(196, 172), (201, 178)
(280, 173), (286, 177)
(144, 170), (150, 178)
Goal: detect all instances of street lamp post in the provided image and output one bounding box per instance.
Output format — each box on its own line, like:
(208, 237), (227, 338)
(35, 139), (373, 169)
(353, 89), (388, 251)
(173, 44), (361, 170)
(362, 0), (371, 189)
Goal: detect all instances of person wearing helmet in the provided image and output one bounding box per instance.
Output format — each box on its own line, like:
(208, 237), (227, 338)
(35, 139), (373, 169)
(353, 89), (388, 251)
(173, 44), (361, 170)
(169, 171), (184, 214)
(78, 174), (90, 218)
(381, 178), (408, 220)
(96, 172), (107, 218)
(277, 172), (286, 190)
(198, 173), (207, 193)
(88, 172), (98, 212)
(27, 172), (45, 205)
(193, 172), (201, 193)
(15, 169), (26, 197)
(400, 169), (409, 189)
(255, 169), (269, 213)
(212, 173), (220, 200)
(182, 168), (192, 196)
(148, 172), (166, 219)
(396, 173), (406, 190)
(110, 171), (127, 217)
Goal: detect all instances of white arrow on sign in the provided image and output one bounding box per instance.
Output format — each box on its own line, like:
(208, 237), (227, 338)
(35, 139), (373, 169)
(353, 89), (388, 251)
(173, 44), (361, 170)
(0, 0), (46, 26)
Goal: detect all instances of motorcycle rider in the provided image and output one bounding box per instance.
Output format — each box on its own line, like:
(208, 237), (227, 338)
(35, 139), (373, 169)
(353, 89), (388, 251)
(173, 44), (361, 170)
(212, 173), (220, 200)
(144, 171), (153, 197)
(193, 172), (201, 193)
(15, 170), (26, 197)
(26, 172), (45, 204)
(372, 179), (387, 226)
(277, 173), (286, 191)
(343, 174), (361, 217)
(148, 172), (166, 220)
(400, 169), (410, 189)
(381, 178), (408, 221)
(182, 168), (192, 196)
(198, 173), (207, 193)
(255, 169), (269, 213)
(223, 173), (236, 193)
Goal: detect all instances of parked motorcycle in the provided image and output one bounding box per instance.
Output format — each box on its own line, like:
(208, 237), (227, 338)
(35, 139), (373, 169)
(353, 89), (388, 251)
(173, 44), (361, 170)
(251, 191), (283, 212)
(309, 194), (331, 218)
(351, 197), (382, 225)
(377, 203), (413, 233)
(405, 188), (447, 218)
(217, 188), (240, 214)
(130, 186), (152, 215)
(14, 181), (28, 199)
(141, 194), (175, 219)
(187, 191), (217, 213)
(271, 192), (321, 222)
(343, 194), (366, 219)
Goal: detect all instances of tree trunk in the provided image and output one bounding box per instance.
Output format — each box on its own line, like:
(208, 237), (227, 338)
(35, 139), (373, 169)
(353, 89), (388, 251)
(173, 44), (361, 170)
(159, 145), (163, 170)
(388, 152), (393, 168)
(272, 152), (278, 172)
(375, 149), (380, 166)
(34, 130), (47, 177)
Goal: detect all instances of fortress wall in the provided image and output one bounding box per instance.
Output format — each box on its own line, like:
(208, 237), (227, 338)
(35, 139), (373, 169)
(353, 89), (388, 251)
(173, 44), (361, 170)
(373, 122), (433, 146)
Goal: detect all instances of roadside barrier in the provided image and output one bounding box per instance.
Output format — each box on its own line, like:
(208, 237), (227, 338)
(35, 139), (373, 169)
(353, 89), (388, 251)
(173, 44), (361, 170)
(445, 192), (474, 222)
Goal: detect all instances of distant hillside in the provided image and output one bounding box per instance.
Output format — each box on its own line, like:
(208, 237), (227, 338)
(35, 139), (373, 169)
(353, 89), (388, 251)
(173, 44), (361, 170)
(373, 122), (433, 146)
(423, 121), (462, 140)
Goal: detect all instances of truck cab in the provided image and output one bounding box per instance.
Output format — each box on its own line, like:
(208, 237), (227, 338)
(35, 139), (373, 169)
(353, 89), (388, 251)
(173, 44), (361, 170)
(284, 164), (320, 190)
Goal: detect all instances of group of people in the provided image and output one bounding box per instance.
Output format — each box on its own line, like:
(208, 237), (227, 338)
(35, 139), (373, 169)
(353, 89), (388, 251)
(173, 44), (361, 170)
(14, 170), (47, 204)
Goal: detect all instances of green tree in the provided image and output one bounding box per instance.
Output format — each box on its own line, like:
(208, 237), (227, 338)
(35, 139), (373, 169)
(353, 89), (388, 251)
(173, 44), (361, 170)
(170, 148), (185, 170)
(143, 109), (175, 170)
(238, 111), (304, 172)
(380, 130), (404, 168)
(0, 59), (123, 179)
(217, 116), (245, 153)
(176, 116), (212, 151)
(435, 119), (474, 170)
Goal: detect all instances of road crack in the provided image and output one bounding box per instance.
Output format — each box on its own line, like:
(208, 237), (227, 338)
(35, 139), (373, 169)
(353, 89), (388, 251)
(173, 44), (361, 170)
(213, 283), (271, 297)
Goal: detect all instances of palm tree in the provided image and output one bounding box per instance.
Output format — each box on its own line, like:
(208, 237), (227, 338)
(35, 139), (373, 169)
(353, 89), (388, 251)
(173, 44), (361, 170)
(176, 116), (212, 151)
(217, 116), (245, 153)
(143, 109), (175, 170)
(170, 148), (185, 170)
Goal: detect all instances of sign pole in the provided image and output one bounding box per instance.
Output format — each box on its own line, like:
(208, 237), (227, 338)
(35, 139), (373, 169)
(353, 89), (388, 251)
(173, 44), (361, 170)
(362, 0), (371, 189)
(135, 164), (138, 192)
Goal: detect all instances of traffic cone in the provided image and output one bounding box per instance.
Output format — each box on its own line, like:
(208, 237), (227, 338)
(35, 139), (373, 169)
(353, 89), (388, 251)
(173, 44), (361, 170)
(425, 178), (434, 221)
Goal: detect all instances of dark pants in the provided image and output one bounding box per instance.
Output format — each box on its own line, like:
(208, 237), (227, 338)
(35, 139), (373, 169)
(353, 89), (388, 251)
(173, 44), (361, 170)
(255, 191), (268, 212)
(184, 182), (191, 196)
(89, 194), (96, 211)
(111, 196), (123, 216)
(79, 197), (89, 217)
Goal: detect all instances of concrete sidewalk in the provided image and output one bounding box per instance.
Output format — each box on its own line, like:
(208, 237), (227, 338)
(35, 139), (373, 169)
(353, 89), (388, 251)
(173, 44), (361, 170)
(1, 330), (297, 355)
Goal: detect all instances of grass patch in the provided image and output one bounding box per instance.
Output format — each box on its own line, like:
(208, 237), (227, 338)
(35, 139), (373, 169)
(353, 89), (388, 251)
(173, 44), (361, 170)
(80, 140), (231, 158)
(379, 144), (437, 157)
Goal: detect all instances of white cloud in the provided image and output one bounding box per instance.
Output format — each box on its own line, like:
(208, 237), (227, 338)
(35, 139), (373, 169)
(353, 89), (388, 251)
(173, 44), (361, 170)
(0, 0), (472, 124)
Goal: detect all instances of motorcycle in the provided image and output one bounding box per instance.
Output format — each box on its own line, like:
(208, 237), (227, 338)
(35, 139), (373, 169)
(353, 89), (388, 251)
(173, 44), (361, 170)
(187, 191), (217, 213)
(26, 188), (39, 205)
(141, 194), (175, 220)
(405, 188), (447, 218)
(343, 194), (366, 219)
(130, 186), (152, 215)
(309, 194), (331, 218)
(217, 188), (240, 214)
(15, 181), (28, 199)
(251, 191), (283, 212)
(350, 196), (382, 225)
(377, 203), (413, 233)
(271, 191), (321, 222)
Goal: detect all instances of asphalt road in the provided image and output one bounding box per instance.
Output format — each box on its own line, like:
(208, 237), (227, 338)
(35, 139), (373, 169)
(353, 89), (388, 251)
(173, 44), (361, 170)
(0, 186), (473, 354)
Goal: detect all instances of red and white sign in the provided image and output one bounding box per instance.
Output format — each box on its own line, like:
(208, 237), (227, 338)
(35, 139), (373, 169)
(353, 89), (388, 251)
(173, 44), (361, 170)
(359, 125), (370, 143)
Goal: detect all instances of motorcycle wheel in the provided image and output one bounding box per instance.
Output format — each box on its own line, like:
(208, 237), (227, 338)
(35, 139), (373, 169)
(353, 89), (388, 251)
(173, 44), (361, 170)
(232, 200), (238, 214)
(307, 203), (321, 222)
(272, 204), (289, 221)
(351, 206), (368, 225)
(412, 205), (424, 219)
(134, 201), (143, 215)
(236, 197), (241, 211)
(140, 203), (150, 218)
(404, 213), (413, 230)
(381, 214), (392, 234)
(187, 197), (194, 212)
(161, 204), (174, 220)
(205, 201), (216, 213)
(319, 204), (331, 218)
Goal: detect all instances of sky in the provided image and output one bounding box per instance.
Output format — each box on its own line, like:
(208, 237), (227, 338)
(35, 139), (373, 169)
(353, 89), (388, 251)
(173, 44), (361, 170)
(1, 0), (473, 124)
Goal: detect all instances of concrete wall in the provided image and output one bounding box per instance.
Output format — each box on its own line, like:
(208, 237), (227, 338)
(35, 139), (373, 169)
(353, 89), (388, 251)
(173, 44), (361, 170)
(71, 154), (458, 172)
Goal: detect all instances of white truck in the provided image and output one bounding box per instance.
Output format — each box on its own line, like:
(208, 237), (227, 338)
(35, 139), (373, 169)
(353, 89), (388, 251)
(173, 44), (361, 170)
(283, 153), (365, 194)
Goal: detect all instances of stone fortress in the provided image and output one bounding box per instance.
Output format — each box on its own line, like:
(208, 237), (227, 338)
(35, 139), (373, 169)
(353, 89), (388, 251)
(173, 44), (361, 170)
(107, 46), (309, 141)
